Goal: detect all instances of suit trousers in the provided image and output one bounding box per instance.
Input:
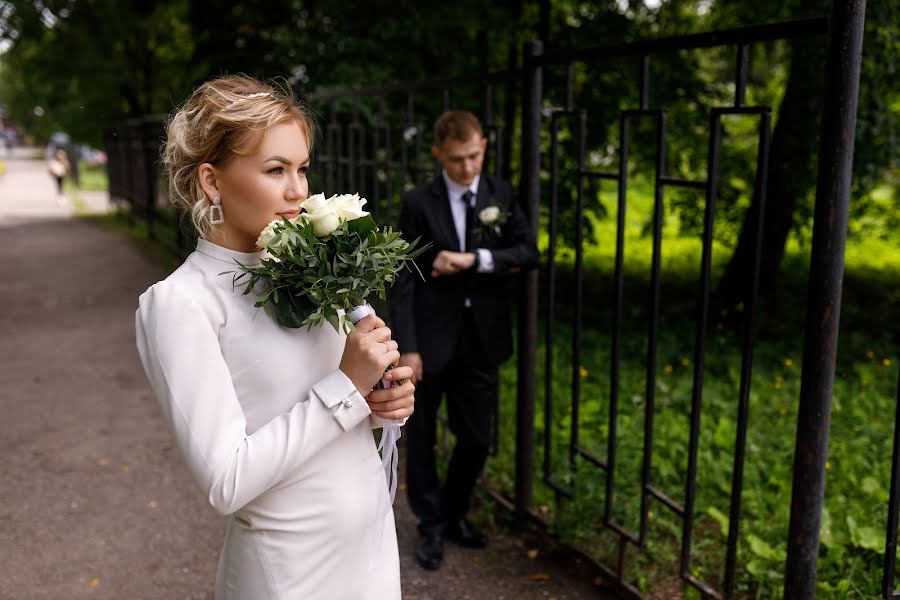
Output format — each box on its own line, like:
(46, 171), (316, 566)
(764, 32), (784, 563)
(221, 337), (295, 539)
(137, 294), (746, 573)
(405, 308), (499, 529)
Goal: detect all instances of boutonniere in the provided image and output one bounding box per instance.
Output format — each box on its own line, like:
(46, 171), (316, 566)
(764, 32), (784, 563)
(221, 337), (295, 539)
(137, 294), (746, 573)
(476, 202), (509, 240)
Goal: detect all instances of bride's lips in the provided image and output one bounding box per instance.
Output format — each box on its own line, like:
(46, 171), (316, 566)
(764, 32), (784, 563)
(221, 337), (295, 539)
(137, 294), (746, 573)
(277, 210), (300, 219)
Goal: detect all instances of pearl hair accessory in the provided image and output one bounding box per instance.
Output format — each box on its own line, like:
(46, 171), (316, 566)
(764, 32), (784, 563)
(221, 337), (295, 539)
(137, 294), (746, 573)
(225, 92), (274, 109)
(209, 195), (224, 225)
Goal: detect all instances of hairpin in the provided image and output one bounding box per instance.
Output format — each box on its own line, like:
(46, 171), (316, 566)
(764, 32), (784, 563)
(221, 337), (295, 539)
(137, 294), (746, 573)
(225, 92), (274, 108)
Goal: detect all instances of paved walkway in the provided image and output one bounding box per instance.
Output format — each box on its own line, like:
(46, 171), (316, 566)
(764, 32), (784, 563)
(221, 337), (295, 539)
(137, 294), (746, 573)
(0, 152), (611, 599)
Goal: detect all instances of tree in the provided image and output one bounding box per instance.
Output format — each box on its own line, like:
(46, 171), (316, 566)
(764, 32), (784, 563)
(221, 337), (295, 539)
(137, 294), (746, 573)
(714, 0), (899, 309)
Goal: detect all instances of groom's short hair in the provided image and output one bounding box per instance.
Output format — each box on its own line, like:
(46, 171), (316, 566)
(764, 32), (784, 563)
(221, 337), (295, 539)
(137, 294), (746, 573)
(433, 111), (484, 147)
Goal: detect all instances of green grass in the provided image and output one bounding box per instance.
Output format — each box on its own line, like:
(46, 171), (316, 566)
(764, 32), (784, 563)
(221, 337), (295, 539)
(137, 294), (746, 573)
(64, 161), (109, 194)
(484, 181), (900, 598)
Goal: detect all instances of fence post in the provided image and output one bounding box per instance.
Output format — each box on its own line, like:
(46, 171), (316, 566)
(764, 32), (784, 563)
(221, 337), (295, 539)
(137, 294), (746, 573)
(515, 40), (543, 523)
(783, 1), (866, 597)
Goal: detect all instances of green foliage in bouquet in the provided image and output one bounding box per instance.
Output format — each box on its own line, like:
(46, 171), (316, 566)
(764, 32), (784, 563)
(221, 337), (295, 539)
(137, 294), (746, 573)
(229, 214), (428, 333)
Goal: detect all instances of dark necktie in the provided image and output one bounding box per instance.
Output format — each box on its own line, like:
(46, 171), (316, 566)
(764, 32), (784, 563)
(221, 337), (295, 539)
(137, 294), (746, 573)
(462, 190), (475, 252)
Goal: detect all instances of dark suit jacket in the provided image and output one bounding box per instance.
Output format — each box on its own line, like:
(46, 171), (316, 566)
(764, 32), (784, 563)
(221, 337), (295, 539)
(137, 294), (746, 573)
(389, 174), (538, 373)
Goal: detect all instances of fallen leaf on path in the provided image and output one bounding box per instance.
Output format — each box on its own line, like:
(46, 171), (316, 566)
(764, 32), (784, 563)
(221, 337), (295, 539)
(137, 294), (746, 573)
(97, 458), (110, 466)
(529, 573), (550, 582)
(88, 577), (100, 588)
(527, 549), (539, 559)
(122, 463), (131, 472)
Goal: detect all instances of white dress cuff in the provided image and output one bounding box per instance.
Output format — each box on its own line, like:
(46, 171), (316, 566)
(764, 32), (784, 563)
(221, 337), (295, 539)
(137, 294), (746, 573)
(311, 369), (371, 432)
(476, 249), (494, 273)
(370, 414), (409, 429)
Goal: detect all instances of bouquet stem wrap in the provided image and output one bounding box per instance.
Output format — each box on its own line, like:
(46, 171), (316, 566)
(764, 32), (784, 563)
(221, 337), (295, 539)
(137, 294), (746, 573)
(348, 303), (401, 569)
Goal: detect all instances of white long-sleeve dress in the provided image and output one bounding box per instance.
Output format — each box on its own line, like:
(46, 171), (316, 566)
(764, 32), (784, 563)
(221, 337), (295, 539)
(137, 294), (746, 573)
(135, 238), (402, 600)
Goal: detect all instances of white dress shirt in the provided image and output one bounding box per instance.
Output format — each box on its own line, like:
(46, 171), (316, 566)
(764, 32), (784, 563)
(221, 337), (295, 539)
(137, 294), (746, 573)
(442, 170), (495, 272)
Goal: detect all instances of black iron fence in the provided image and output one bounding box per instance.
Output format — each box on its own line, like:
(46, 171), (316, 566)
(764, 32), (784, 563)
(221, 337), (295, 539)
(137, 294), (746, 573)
(106, 2), (885, 597)
(106, 115), (191, 259)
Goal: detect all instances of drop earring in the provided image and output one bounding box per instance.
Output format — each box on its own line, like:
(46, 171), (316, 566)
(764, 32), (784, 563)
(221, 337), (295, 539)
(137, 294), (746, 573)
(209, 195), (224, 225)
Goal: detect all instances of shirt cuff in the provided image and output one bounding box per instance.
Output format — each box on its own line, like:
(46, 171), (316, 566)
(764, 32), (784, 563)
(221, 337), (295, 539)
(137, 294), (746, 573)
(476, 249), (494, 273)
(312, 369), (371, 432)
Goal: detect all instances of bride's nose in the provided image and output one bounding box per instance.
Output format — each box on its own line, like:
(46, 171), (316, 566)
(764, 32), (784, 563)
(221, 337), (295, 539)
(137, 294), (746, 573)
(285, 178), (304, 202)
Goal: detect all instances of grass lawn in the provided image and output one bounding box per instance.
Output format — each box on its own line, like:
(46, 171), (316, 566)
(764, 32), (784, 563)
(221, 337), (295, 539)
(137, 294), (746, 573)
(484, 181), (900, 598)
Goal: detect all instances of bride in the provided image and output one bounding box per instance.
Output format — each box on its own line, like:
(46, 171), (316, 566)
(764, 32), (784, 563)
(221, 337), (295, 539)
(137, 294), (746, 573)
(135, 75), (414, 599)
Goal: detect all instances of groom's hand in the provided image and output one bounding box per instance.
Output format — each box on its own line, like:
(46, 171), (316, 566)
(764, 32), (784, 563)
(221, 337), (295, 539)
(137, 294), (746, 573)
(431, 250), (476, 277)
(398, 352), (424, 384)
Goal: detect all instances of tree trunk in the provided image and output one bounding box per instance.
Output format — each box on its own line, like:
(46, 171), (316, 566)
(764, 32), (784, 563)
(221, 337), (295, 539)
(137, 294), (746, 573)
(716, 37), (825, 314)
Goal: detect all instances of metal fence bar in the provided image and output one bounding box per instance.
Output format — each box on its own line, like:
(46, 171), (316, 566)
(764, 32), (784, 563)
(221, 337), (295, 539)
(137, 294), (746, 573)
(681, 109), (721, 587)
(543, 110), (565, 495)
(516, 39), (543, 522)
(638, 110), (666, 545)
(884, 367), (900, 598)
(784, 1), (867, 597)
(606, 112), (629, 524)
(569, 110), (586, 473)
(723, 111), (771, 598)
(540, 18), (828, 66)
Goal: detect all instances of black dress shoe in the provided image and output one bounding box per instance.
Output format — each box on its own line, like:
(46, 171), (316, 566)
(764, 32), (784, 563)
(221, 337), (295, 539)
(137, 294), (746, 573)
(415, 527), (444, 570)
(445, 518), (489, 549)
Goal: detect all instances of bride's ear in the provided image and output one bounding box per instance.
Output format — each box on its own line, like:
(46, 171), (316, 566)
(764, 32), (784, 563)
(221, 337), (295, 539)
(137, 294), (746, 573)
(197, 163), (220, 201)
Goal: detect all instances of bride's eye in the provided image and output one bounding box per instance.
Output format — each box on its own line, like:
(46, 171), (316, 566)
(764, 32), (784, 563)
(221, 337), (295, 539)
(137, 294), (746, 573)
(268, 167), (284, 175)
(298, 166), (309, 175)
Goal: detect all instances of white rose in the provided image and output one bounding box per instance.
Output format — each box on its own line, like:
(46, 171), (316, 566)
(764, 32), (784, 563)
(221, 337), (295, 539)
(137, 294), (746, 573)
(297, 192), (342, 237)
(301, 205), (341, 237)
(332, 193), (369, 221)
(255, 219), (280, 249)
(301, 192), (329, 213)
(479, 206), (500, 225)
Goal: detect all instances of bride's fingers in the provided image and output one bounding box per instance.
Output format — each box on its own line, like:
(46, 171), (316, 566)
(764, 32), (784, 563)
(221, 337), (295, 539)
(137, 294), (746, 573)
(368, 326), (392, 344)
(371, 405), (415, 420)
(386, 365), (414, 381)
(368, 398), (413, 413)
(367, 381), (415, 404)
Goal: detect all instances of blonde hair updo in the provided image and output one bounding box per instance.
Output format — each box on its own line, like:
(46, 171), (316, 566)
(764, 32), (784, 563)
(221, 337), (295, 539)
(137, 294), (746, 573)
(163, 75), (316, 238)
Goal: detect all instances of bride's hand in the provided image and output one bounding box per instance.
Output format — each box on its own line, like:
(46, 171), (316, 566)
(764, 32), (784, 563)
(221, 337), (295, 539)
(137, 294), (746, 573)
(339, 315), (400, 395)
(366, 366), (415, 420)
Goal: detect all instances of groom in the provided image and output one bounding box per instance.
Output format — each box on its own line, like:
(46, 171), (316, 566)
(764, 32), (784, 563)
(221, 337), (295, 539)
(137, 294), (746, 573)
(390, 110), (538, 570)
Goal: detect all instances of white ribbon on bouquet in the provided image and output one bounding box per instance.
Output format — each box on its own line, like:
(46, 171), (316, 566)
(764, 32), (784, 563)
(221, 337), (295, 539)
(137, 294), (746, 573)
(347, 303), (403, 569)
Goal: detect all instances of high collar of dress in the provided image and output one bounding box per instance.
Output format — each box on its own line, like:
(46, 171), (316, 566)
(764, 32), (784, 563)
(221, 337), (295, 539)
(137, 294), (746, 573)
(196, 238), (268, 266)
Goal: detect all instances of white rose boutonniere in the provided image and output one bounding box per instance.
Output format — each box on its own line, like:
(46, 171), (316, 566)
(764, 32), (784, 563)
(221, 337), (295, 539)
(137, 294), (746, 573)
(476, 202), (509, 240)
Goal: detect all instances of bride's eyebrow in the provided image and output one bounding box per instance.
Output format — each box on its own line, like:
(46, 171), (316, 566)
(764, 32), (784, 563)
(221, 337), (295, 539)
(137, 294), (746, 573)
(261, 156), (310, 166)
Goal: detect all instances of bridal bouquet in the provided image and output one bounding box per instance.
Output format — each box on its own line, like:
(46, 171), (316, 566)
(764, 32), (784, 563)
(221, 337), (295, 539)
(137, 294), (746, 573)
(232, 192), (427, 333)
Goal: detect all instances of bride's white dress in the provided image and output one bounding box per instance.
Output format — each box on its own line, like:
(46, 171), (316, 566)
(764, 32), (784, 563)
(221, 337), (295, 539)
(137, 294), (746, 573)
(135, 239), (402, 599)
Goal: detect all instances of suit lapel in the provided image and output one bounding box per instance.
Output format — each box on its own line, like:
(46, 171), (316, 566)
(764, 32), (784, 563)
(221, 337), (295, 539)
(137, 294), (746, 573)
(474, 175), (492, 216)
(430, 177), (461, 252)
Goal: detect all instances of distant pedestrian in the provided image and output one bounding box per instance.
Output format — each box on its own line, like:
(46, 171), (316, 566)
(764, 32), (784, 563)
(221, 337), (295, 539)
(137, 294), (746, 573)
(47, 149), (69, 198)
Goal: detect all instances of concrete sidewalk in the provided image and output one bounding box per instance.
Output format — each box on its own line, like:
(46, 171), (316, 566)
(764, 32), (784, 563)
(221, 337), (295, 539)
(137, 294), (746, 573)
(0, 154), (612, 599)
(0, 148), (110, 225)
